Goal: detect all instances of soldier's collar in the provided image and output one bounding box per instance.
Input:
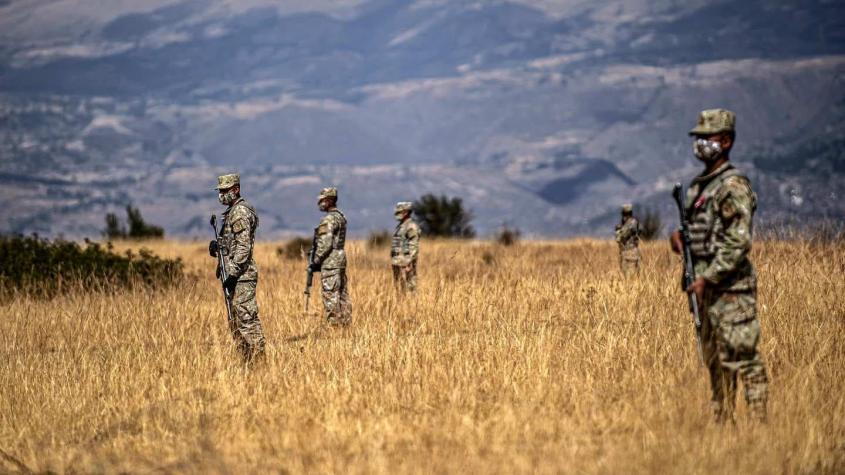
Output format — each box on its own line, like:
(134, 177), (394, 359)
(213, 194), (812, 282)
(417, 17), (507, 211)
(693, 161), (733, 184)
(222, 197), (244, 214)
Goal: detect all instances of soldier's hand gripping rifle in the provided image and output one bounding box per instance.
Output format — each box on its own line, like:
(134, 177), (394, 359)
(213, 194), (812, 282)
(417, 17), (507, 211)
(210, 215), (234, 325)
(303, 231), (319, 313)
(672, 184), (704, 365)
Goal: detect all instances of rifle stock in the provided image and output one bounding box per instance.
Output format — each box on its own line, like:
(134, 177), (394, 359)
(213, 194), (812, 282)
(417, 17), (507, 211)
(672, 183), (704, 365)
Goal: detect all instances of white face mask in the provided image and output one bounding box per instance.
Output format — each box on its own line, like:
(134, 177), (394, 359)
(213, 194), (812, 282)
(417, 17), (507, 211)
(693, 138), (723, 162)
(218, 189), (237, 206)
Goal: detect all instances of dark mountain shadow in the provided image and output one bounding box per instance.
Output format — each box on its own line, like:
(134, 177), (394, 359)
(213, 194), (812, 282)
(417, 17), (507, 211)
(617, 0), (845, 65)
(537, 159), (636, 205)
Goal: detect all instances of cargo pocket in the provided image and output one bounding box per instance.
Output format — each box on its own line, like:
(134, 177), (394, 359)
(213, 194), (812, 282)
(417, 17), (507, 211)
(710, 292), (756, 325)
(719, 318), (761, 362)
(233, 281), (257, 322)
(322, 274), (340, 293)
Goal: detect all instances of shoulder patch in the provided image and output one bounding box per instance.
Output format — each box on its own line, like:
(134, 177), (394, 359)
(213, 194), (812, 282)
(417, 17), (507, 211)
(317, 220), (331, 234)
(718, 176), (753, 221)
(231, 218), (247, 233)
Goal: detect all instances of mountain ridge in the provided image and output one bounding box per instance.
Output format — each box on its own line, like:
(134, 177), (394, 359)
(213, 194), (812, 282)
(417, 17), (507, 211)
(1, 0), (843, 238)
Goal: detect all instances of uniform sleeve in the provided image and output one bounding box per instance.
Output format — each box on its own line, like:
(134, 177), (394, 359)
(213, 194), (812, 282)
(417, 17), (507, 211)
(407, 223), (420, 261)
(226, 208), (254, 278)
(700, 177), (755, 285)
(313, 215), (334, 265)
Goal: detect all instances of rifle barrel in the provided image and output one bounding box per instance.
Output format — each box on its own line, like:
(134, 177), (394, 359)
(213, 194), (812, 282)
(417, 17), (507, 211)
(210, 214), (234, 322)
(672, 184), (704, 365)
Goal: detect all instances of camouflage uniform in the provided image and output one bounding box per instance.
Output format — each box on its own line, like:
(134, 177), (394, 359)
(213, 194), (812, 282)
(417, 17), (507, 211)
(313, 187), (352, 326)
(391, 202), (421, 292)
(615, 204), (640, 275)
(214, 174), (265, 361)
(685, 110), (768, 422)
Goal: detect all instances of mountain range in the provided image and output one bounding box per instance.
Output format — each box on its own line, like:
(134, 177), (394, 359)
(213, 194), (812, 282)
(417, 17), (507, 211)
(1, 0), (843, 238)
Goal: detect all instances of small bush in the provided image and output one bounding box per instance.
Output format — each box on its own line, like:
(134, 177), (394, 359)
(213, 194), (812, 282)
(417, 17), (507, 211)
(413, 194), (475, 238)
(638, 207), (663, 241)
(367, 230), (392, 249)
(278, 237), (312, 260)
(0, 234), (183, 295)
(104, 212), (126, 239)
(494, 225), (521, 246)
(127, 205), (164, 239)
(104, 205), (164, 240)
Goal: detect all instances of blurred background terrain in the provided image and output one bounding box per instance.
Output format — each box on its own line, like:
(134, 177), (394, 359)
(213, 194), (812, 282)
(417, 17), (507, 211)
(1, 0), (843, 237)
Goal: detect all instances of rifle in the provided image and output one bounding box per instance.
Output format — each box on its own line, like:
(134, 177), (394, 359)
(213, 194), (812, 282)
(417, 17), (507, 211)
(210, 215), (234, 325)
(672, 183), (704, 365)
(304, 231), (319, 312)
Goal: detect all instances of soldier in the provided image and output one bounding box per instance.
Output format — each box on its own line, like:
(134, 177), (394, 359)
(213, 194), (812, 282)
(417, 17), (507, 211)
(671, 109), (769, 423)
(208, 173), (266, 361)
(615, 203), (640, 275)
(391, 201), (420, 292)
(309, 187), (352, 326)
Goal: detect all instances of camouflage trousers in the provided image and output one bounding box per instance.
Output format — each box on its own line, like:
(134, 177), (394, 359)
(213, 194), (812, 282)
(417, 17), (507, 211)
(321, 269), (352, 326)
(701, 290), (769, 423)
(619, 248), (641, 275)
(229, 280), (266, 362)
(392, 261), (417, 292)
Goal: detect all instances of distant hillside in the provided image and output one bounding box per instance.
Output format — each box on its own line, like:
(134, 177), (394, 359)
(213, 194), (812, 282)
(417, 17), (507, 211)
(1, 0), (843, 237)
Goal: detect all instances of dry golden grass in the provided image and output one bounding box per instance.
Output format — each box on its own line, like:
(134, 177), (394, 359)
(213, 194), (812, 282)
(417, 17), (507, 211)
(2, 238), (844, 474)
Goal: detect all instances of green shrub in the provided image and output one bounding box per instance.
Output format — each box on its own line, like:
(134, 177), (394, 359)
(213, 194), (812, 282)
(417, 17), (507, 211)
(126, 205), (164, 239)
(103, 205), (164, 240)
(0, 234), (183, 295)
(494, 225), (521, 246)
(638, 206), (663, 241)
(412, 194), (475, 238)
(104, 212), (126, 239)
(277, 237), (312, 260)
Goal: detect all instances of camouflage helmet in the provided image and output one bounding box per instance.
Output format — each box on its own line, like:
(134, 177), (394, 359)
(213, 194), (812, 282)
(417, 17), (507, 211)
(318, 187), (338, 201)
(621, 203), (633, 214)
(214, 173), (240, 190)
(394, 201), (413, 214)
(689, 108), (736, 136)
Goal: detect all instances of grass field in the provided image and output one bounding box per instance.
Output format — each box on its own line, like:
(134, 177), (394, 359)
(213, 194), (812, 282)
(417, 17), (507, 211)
(1, 238), (844, 473)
